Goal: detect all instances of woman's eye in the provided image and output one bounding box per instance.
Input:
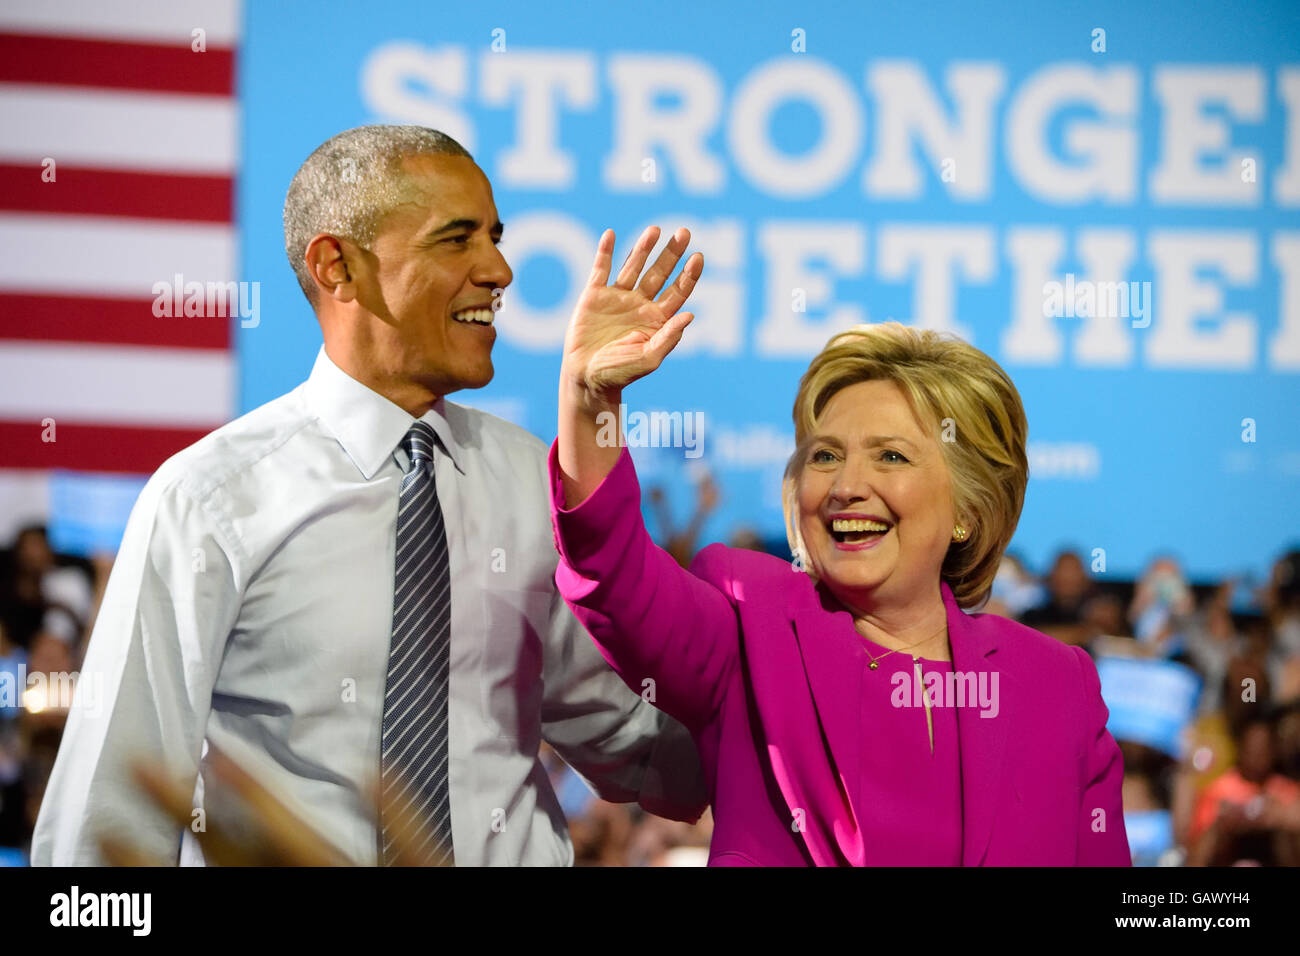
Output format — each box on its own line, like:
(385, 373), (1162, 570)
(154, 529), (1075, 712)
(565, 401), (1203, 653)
(882, 450), (908, 463)
(811, 449), (836, 463)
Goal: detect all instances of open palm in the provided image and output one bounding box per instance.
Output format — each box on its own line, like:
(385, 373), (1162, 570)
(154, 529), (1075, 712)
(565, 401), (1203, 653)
(563, 225), (704, 401)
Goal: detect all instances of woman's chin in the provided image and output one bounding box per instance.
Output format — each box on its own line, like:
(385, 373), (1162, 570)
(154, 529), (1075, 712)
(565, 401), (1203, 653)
(820, 562), (891, 597)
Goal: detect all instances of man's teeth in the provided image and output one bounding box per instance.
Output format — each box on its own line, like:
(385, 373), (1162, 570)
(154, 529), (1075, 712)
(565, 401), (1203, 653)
(831, 518), (889, 533)
(451, 308), (494, 325)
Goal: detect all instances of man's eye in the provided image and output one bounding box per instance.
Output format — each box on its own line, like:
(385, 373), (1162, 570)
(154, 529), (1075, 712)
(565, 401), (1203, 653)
(446, 234), (471, 244)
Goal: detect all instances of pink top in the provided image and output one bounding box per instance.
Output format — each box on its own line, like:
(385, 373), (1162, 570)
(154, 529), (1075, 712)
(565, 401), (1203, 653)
(858, 652), (963, 865)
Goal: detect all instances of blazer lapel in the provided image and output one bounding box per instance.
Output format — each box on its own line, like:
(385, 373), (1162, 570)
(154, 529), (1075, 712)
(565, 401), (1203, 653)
(943, 582), (1011, 866)
(786, 586), (867, 865)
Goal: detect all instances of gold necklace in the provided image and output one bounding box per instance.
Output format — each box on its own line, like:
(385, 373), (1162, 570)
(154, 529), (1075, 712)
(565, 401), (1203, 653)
(858, 620), (950, 755)
(860, 621), (949, 670)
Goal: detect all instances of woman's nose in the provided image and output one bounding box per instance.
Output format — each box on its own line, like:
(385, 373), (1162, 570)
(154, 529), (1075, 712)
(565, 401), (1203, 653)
(829, 458), (874, 505)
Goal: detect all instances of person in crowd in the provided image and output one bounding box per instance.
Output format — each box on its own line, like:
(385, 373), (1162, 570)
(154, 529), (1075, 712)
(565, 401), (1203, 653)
(1122, 768), (1176, 866)
(1261, 550), (1300, 700)
(1128, 556), (1197, 659)
(982, 553), (1045, 621)
(1188, 709), (1300, 865)
(1019, 550), (1098, 645)
(1265, 550), (1300, 659)
(1182, 581), (1242, 716)
(0, 526), (92, 661)
(646, 470), (721, 568)
(1223, 615), (1277, 737)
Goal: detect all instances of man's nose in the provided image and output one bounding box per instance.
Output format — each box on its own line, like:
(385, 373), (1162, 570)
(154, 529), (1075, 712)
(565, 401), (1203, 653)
(473, 241), (513, 290)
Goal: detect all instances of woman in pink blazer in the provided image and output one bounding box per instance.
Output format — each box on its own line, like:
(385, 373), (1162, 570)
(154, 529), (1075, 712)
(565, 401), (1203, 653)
(550, 225), (1131, 866)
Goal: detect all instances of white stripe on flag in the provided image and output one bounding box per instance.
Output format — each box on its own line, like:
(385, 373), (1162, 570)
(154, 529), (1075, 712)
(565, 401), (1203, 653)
(0, 84), (237, 174)
(0, 0), (240, 46)
(0, 342), (233, 426)
(0, 214), (235, 297)
(0, 470), (51, 545)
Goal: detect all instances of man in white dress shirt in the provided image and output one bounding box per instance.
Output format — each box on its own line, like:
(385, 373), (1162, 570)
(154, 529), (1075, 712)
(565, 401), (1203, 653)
(31, 126), (707, 865)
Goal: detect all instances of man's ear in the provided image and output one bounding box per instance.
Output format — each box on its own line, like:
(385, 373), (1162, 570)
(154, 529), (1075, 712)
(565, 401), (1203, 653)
(305, 234), (359, 304)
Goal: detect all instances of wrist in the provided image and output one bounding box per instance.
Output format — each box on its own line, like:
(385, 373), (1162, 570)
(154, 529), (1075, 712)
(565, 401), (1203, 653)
(561, 371), (622, 417)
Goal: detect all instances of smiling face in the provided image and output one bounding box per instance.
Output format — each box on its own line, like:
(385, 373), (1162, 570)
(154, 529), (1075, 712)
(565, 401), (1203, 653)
(796, 379), (958, 613)
(348, 153), (512, 400)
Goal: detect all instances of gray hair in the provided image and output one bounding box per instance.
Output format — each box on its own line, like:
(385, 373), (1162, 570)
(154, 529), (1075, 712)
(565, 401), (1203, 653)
(282, 125), (473, 304)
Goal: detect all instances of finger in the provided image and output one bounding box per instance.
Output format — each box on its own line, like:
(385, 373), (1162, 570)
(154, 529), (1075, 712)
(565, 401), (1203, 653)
(130, 761), (252, 867)
(587, 229), (616, 287)
(644, 311), (695, 369)
(613, 225), (661, 290)
(207, 746), (346, 866)
(99, 834), (167, 867)
(364, 772), (437, 866)
(636, 226), (691, 300)
(388, 793), (450, 867)
(207, 747), (347, 865)
(132, 761), (202, 827)
(655, 251), (704, 316)
(130, 764), (249, 868)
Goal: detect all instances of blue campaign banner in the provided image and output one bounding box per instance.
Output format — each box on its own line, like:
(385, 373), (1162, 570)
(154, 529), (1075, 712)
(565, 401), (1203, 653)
(1124, 809), (1176, 867)
(46, 471), (150, 559)
(1095, 655), (1202, 758)
(238, 0), (1300, 581)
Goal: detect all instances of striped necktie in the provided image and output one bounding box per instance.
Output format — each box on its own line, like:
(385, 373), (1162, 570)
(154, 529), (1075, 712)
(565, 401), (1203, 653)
(379, 420), (454, 866)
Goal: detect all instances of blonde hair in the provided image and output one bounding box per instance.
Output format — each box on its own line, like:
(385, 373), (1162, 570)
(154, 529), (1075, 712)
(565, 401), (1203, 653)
(782, 322), (1029, 609)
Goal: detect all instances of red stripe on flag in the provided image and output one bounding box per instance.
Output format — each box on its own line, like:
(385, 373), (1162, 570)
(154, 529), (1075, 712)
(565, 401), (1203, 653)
(0, 164), (232, 223)
(0, 32), (234, 95)
(0, 420), (217, 473)
(0, 293), (231, 350)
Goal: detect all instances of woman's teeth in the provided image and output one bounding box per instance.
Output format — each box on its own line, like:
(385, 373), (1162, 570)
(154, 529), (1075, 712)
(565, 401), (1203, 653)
(831, 518), (889, 533)
(830, 517), (890, 543)
(452, 308), (494, 325)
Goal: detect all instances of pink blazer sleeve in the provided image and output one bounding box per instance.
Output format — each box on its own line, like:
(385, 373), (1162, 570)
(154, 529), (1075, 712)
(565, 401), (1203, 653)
(547, 440), (739, 734)
(1070, 645), (1133, 865)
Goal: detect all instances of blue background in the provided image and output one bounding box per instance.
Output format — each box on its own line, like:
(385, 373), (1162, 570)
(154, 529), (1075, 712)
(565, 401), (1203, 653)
(237, 0), (1300, 581)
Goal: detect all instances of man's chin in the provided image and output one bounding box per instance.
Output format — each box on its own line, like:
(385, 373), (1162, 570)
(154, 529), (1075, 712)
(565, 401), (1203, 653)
(437, 364), (494, 395)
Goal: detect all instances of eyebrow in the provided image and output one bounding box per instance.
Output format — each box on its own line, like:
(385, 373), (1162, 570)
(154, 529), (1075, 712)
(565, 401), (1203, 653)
(810, 434), (918, 449)
(422, 217), (505, 240)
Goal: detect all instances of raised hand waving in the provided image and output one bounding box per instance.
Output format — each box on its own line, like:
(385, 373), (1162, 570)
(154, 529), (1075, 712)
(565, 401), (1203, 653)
(562, 225), (704, 403)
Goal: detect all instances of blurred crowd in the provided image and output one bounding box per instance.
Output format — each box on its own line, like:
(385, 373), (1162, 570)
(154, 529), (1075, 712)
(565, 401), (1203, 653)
(3, 475), (1299, 866)
(0, 525), (109, 866)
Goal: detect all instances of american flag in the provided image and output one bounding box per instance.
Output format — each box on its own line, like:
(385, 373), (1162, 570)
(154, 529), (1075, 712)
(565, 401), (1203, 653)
(0, 0), (240, 547)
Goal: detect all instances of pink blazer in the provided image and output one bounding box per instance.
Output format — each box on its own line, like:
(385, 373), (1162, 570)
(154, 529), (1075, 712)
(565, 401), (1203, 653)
(548, 442), (1131, 866)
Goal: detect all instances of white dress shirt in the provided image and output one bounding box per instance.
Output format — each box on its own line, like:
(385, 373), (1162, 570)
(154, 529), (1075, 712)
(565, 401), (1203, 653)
(31, 347), (705, 866)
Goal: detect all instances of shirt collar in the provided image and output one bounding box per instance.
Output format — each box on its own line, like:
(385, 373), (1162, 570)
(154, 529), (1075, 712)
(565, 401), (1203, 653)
(302, 346), (466, 479)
